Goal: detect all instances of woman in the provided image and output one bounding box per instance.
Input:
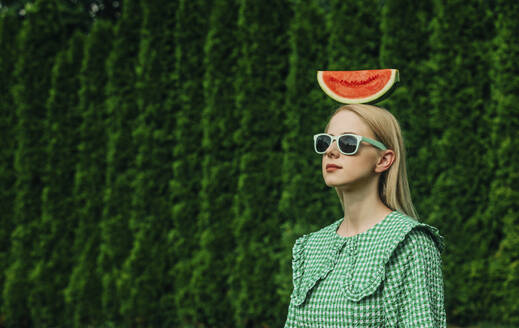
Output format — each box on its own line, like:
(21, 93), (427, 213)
(284, 104), (446, 327)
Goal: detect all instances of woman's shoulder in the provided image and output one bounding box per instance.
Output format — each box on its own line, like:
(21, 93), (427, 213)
(342, 211), (445, 301)
(292, 217), (342, 249)
(383, 211), (446, 255)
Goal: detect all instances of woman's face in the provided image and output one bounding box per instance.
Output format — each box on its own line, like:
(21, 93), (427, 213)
(322, 110), (386, 189)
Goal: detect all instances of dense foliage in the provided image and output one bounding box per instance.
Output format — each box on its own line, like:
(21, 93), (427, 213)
(1, 0), (518, 327)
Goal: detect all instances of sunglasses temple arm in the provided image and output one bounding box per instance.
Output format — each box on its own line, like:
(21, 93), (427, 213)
(362, 137), (387, 150)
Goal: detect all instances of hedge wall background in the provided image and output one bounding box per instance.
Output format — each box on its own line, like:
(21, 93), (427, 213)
(1, 0), (518, 327)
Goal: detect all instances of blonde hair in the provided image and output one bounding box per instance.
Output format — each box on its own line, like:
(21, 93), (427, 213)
(324, 104), (421, 221)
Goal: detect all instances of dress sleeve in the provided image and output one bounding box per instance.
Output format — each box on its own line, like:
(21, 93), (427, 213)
(283, 234), (308, 328)
(396, 227), (447, 328)
(283, 296), (297, 328)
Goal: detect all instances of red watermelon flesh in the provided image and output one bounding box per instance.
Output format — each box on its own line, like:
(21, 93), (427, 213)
(317, 69), (399, 104)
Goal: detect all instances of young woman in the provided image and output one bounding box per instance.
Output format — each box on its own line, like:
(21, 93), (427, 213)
(284, 104), (446, 327)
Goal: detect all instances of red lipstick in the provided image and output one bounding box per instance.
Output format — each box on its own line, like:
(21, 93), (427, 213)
(326, 164), (342, 171)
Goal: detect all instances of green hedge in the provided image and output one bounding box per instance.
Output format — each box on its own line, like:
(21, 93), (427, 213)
(0, 0), (518, 327)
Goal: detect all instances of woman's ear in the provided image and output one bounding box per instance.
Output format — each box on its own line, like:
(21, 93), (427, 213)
(375, 149), (395, 173)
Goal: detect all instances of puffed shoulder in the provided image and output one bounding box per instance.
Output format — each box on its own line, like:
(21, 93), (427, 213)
(342, 213), (445, 302)
(398, 221), (445, 255)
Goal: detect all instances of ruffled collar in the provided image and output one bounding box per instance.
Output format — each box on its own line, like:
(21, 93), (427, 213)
(290, 210), (445, 306)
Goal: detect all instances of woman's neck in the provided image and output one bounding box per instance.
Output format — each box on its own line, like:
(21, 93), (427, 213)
(337, 179), (392, 237)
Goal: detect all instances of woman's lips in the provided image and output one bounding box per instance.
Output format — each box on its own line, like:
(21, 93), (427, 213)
(326, 164), (342, 171)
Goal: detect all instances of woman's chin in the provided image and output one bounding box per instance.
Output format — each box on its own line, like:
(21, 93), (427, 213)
(324, 179), (351, 188)
(324, 175), (364, 189)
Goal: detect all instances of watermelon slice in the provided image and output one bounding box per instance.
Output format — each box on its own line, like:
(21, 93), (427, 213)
(317, 69), (399, 104)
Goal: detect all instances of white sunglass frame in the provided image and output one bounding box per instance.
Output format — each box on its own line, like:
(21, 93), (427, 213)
(313, 133), (387, 155)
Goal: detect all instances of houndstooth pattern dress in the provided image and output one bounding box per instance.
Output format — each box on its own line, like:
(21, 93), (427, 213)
(283, 210), (447, 328)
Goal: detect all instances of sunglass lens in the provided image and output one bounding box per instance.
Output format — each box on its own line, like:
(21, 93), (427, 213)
(338, 135), (357, 154)
(315, 135), (331, 153)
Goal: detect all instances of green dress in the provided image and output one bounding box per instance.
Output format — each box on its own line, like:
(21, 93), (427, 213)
(283, 210), (446, 328)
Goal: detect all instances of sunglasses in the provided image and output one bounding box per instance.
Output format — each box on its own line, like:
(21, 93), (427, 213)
(313, 133), (387, 155)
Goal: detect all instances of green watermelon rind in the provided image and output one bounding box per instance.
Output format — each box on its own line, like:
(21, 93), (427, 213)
(317, 69), (400, 104)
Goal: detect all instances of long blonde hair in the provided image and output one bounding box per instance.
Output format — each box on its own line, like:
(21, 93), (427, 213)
(324, 104), (421, 221)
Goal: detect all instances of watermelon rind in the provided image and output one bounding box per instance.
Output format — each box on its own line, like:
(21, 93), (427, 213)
(317, 69), (399, 104)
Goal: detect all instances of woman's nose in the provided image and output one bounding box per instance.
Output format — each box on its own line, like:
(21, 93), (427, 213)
(326, 140), (339, 155)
